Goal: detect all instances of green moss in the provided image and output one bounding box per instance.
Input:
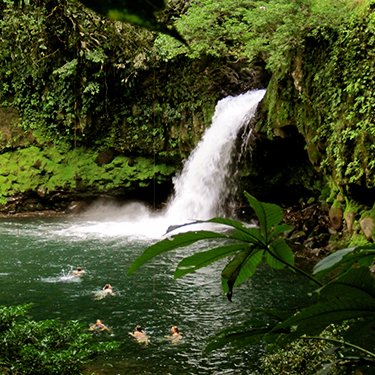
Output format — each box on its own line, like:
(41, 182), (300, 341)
(348, 232), (371, 247)
(343, 198), (361, 216)
(0, 146), (175, 203)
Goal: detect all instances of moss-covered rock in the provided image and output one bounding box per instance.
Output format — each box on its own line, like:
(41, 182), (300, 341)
(0, 145), (175, 213)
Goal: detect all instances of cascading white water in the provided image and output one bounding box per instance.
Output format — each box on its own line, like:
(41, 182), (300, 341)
(68, 89), (266, 239)
(165, 89), (266, 223)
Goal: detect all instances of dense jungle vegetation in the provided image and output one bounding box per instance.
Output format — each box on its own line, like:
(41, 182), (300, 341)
(0, 0), (374, 231)
(0, 0), (374, 373)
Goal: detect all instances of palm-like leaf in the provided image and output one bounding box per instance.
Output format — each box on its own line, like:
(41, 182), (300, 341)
(342, 317), (375, 351)
(221, 249), (263, 300)
(127, 193), (375, 362)
(319, 266), (375, 299)
(313, 248), (355, 277)
(266, 238), (294, 270)
(204, 311), (288, 353)
(128, 193), (296, 300)
(244, 192), (283, 240)
(233, 250), (263, 288)
(275, 298), (375, 340)
(174, 243), (248, 279)
(127, 230), (228, 275)
(170, 217), (265, 245)
(205, 217), (268, 246)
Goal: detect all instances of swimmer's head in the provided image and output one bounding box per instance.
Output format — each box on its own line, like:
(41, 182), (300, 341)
(171, 326), (179, 334)
(135, 325), (143, 332)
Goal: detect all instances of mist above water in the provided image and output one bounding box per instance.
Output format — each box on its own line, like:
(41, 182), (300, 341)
(71, 90), (266, 240)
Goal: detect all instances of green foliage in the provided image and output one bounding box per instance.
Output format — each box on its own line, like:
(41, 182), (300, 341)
(258, 327), (345, 375)
(155, 0), (363, 69)
(1, 0), (373, 198)
(0, 0), (159, 146)
(0, 146), (175, 205)
(155, 0), (252, 60)
(313, 245), (375, 279)
(0, 304), (117, 375)
(256, 0), (375, 193)
(129, 192), (295, 301)
(275, 266), (375, 344)
(205, 245), (375, 371)
(0, 0), (217, 159)
(311, 10), (375, 188)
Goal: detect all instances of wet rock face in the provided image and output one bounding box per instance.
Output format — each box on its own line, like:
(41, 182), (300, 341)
(95, 149), (116, 166)
(344, 210), (355, 234)
(360, 217), (375, 242)
(328, 205), (343, 231)
(284, 203), (331, 260)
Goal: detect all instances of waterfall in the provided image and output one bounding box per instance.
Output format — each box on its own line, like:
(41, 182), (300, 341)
(72, 89), (266, 239)
(165, 89), (266, 223)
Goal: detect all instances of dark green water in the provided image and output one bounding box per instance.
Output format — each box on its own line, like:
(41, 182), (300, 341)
(0, 216), (310, 374)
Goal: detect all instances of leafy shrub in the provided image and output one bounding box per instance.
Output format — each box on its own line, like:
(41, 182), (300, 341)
(258, 327), (345, 375)
(0, 304), (117, 375)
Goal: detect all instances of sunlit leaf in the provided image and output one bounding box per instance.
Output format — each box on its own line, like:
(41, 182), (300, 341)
(265, 238), (294, 269)
(174, 243), (248, 279)
(244, 192), (283, 239)
(78, 0), (186, 44)
(234, 250), (263, 287)
(222, 249), (263, 301)
(128, 230), (228, 274)
(229, 227), (264, 243)
(167, 217), (265, 244)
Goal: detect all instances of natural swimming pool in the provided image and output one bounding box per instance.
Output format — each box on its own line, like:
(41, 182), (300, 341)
(0, 216), (310, 374)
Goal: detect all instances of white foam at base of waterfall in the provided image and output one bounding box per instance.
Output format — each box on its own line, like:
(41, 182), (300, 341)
(65, 89), (266, 240)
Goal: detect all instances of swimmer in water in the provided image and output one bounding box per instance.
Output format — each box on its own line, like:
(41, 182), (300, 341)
(89, 319), (110, 333)
(93, 283), (116, 300)
(70, 267), (86, 277)
(166, 325), (182, 344)
(102, 283), (115, 296)
(129, 325), (150, 345)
